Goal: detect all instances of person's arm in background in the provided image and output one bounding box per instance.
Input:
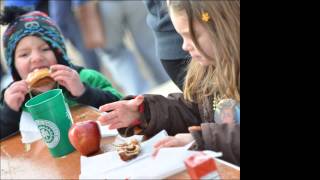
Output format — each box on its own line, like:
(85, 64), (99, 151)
(144, 0), (190, 90)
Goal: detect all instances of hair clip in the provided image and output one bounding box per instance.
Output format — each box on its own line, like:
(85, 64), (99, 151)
(201, 12), (210, 22)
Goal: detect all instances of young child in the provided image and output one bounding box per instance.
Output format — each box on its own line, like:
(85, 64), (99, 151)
(0, 7), (123, 140)
(98, 0), (240, 165)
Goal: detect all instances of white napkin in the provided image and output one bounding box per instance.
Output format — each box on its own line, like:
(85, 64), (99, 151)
(79, 130), (222, 179)
(80, 130), (168, 179)
(19, 111), (42, 144)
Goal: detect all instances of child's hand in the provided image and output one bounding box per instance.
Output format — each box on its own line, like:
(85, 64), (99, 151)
(98, 95), (144, 129)
(50, 65), (85, 97)
(152, 133), (194, 157)
(4, 80), (29, 112)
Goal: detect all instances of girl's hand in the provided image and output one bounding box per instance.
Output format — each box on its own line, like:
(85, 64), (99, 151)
(98, 95), (144, 129)
(4, 80), (29, 111)
(152, 133), (194, 157)
(50, 64), (85, 97)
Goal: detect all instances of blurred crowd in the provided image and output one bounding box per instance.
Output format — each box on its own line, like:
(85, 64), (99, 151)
(0, 0), (170, 94)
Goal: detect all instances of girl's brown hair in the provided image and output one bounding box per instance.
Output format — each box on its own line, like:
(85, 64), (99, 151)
(168, 0), (240, 104)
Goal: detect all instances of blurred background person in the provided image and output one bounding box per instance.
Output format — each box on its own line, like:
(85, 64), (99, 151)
(49, 0), (101, 71)
(97, 1), (170, 95)
(144, 0), (190, 90)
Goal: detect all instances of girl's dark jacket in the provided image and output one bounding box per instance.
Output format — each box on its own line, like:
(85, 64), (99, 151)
(121, 93), (240, 166)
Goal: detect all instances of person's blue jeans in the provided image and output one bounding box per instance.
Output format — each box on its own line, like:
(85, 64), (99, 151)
(49, 0), (101, 71)
(98, 1), (169, 95)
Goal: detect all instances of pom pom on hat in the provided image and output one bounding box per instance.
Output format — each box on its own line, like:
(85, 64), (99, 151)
(1, 7), (70, 81)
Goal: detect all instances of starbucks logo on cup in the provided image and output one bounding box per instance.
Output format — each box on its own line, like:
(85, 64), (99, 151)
(35, 120), (60, 148)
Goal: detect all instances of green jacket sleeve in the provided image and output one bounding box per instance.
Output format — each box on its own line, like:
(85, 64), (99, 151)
(69, 69), (123, 108)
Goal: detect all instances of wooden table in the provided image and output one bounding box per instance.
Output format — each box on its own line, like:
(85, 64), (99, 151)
(1, 105), (240, 179)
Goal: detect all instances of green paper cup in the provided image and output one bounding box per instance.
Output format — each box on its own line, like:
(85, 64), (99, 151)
(25, 89), (75, 157)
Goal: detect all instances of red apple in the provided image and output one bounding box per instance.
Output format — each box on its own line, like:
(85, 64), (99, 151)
(68, 120), (101, 156)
